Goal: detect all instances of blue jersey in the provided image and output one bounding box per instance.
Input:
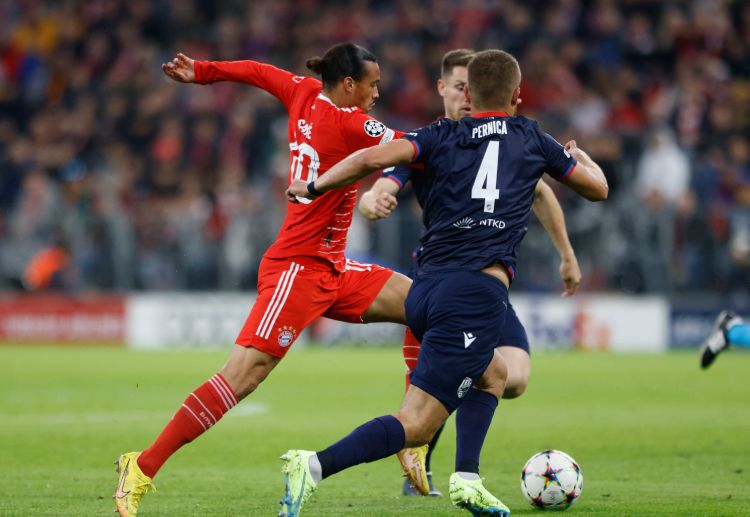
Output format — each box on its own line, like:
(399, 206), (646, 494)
(382, 159), (430, 268)
(382, 162), (430, 217)
(382, 119), (445, 229)
(401, 112), (576, 278)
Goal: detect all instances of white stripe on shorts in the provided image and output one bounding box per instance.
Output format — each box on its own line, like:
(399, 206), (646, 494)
(257, 262), (303, 340)
(256, 263), (295, 338)
(260, 264), (302, 339)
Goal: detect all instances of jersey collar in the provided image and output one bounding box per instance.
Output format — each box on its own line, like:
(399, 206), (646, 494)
(472, 111), (510, 118)
(317, 93), (336, 106)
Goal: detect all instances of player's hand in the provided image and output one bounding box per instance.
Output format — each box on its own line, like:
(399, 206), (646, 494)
(564, 140), (584, 161)
(363, 191), (398, 219)
(162, 53), (196, 83)
(373, 192), (398, 218)
(286, 179), (311, 203)
(560, 254), (581, 297)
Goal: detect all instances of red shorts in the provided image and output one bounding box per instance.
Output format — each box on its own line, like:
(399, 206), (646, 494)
(236, 257), (394, 358)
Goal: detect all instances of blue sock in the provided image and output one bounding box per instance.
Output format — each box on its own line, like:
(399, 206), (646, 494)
(727, 323), (750, 347)
(455, 388), (498, 474)
(316, 415), (405, 479)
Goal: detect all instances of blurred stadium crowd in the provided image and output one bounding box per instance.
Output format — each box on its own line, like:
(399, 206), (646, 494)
(1, 0), (749, 296)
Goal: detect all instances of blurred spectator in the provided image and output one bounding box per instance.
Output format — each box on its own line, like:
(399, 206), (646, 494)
(23, 240), (70, 291)
(633, 128), (691, 291)
(636, 128), (690, 208)
(1, 0), (749, 295)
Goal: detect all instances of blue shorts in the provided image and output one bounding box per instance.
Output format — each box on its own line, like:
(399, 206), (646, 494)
(405, 270), (509, 412)
(408, 256), (529, 354)
(497, 302), (529, 354)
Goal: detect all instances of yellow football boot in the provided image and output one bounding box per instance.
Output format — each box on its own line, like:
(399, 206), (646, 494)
(397, 445), (430, 496)
(114, 452), (155, 517)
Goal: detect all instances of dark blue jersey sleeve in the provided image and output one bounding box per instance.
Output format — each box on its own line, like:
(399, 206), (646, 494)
(400, 119), (445, 164)
(534, 123), (577, 180)
(381, 165), (413, 188)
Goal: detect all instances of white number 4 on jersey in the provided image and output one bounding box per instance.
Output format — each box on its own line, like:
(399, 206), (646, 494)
(471, 140), (500, 213)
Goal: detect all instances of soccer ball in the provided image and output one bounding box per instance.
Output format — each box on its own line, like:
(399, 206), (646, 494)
(520, 450), (583, 510)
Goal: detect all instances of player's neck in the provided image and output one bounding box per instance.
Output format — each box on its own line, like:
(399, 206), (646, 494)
(323, 87), (353, 109)
(471, 104), (514, 116)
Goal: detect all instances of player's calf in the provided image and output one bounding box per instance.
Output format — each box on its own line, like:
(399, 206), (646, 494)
(395, 386), (449, 447)
(219, 345), (281, 399)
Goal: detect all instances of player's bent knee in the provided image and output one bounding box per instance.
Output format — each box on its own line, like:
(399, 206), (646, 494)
(497, 346), (531, 399)
(476, 350), (509, 398)
(502, 379), (529, 399)
(502, 368), (530, 399)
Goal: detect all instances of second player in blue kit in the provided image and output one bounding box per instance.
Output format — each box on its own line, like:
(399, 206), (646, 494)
(283, 49), (608, 517)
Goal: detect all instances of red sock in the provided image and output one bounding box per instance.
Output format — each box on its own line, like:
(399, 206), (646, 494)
(402, 327), (421, 391)
(137, 373), (238, 478)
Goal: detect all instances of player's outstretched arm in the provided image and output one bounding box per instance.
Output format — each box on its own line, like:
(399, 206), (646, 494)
(162, 53), (196, 83)
(359, 178), (400, 220)
(532, 180), (581, 296)
(561, 140), (608, 201)
(163, 54), (299, 108)
(287, 140), (415, 202)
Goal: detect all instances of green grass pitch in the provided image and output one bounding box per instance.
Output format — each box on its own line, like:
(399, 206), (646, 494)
(0, 345), (748, 516)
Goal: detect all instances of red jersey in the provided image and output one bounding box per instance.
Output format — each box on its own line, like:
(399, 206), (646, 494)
(194, 59), (399, 273)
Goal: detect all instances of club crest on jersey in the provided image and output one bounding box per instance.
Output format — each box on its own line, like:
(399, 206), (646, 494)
(457, 377), (473, 399)
(364, 119), (386, 137)
(277, 326), (297, 348)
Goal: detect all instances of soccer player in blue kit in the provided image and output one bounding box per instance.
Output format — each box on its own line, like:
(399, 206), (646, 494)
(360, 48), (582, 498)
(282, 49), (608, 516)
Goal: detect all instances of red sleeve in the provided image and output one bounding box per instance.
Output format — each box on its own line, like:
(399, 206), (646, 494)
(194, 60), (318, 109)
(342, 111), (402, 153)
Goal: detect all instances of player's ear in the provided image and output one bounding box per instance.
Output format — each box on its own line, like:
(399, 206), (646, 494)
(437, 78), (446, 97)
(511, 86), (521, 106)
(343, 76), (355, 93)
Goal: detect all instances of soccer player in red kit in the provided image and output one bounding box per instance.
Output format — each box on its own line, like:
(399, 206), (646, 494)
(113, 43), (412, 516)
